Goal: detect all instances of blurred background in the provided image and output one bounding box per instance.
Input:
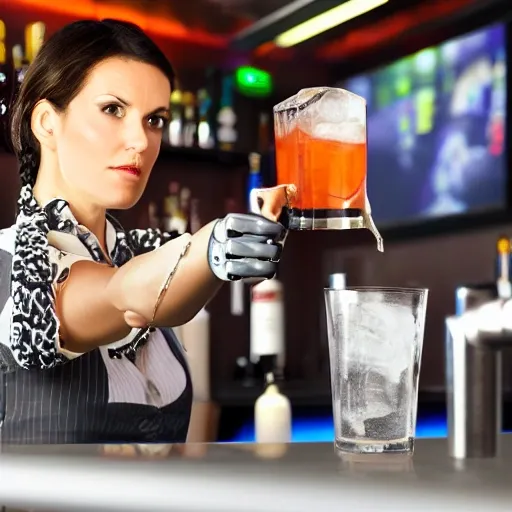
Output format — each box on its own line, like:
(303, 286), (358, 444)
(0, 0), (511, 444)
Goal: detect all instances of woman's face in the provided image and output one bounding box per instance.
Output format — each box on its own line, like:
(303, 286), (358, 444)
(54, 56), (170, 210)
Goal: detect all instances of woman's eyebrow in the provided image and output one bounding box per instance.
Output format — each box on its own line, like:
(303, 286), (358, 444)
(149, 106), (170, 116)
(101, 94), (170, 116)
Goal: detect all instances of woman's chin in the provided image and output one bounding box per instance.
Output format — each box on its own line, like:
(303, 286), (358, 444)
(103, 192), (143, 211)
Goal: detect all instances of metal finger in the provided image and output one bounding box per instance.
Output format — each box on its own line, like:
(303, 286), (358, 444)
(226, 259), (277, 280)
(225, 213), (286, 241)
(225, 239), (281, 261)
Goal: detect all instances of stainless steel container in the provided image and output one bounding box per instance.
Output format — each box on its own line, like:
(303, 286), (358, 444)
(445, 284), (500, 459)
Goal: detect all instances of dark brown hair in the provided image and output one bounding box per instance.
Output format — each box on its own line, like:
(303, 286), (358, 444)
(10, 18), (175, 187)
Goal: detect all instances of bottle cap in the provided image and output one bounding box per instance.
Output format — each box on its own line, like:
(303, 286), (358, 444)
(497, 236), (510, 255)
(328, 273), (346, 289)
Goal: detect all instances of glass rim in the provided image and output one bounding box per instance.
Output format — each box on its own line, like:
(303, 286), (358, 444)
(324, 286), (428, 294)
(273, 86), (366, 113)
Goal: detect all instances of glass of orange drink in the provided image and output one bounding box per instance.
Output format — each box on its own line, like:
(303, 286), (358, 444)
(253, 87), (383, 252)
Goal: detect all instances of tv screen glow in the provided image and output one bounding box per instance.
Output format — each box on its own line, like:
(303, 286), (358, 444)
(341, 22), (507, 227)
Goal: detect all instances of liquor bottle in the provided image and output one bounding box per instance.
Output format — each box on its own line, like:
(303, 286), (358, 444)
(12, 45), (28, 87)
(247, 152), (262, 212)
(182, 92), (197, 148)
(255, 372), (291, 443)
(162, 181), (180, 232)
(168, 84), (184, 147)
(25, 22), (45, 64)
(174, 186), (190, 234)
(496, 235), (511, 300)
(250, 277), (285, 379)
(197, 88), (214, 149)
(216, 74), (237, 151)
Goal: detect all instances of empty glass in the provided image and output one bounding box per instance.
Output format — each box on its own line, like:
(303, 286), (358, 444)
(325, 287), (428, 455)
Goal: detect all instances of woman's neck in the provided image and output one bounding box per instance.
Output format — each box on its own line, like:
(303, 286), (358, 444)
(33, 169), (108, 256)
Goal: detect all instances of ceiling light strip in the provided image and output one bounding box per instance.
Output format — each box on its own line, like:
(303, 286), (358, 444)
(275, 0), (390, 48)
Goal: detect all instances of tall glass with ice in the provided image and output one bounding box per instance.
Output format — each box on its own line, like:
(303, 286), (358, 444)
(324, 287), (428, 455)
(273, 87), (383, 251)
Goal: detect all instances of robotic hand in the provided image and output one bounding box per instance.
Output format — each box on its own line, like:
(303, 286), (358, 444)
(207, 213), (286, 281)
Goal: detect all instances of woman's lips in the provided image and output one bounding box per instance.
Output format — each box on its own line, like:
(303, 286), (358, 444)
(111, 166), (142, 177)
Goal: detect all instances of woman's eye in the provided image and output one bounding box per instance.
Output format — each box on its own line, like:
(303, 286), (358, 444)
(148, 115), (166, 129)
(102, 104), (123, 117)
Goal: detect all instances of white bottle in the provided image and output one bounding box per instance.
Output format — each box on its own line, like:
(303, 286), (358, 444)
(255, 373), (291, 443)
(250, 278), (285, 374)
(180, 307), (210, 402)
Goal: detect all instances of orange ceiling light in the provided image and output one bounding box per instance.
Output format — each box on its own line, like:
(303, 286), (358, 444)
(11, 0), (228, 48)
(318, 12), (415, 58)
(317, 0), (476, 60)
(253, 41), (276, 57)
(253, 41), (296, 60)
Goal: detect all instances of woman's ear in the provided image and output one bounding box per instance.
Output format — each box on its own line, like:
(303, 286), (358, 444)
(31, 99), (59, 151)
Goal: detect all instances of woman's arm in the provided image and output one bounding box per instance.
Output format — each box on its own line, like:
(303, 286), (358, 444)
(57, 213), (286, 354)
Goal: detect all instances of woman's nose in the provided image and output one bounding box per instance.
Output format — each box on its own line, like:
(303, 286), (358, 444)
(124, 122), (149, 153)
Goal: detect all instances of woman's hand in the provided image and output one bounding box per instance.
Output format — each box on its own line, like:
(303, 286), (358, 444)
(249, 184), (297, 222)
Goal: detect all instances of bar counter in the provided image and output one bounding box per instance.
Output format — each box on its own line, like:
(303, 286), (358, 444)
(1, 436), (512, 511)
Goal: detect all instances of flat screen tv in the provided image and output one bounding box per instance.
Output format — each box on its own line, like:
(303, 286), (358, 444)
(340, 22), (507, 229)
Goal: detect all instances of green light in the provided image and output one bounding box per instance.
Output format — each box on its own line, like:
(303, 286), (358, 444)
(235, 66), (273, 97)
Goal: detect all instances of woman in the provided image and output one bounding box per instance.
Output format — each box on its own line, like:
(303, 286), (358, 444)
(0, 19), (289, 444)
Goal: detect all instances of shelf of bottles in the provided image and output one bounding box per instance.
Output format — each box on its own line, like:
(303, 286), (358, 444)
(147, 180), (202, 237)
(160, 68), (274, 167)
(0, 20), (45, 151)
